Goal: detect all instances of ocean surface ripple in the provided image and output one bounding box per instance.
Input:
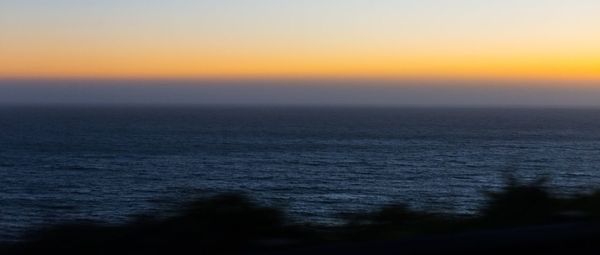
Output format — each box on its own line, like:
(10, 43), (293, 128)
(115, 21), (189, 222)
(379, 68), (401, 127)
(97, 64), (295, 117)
(1, 106), (600, 240)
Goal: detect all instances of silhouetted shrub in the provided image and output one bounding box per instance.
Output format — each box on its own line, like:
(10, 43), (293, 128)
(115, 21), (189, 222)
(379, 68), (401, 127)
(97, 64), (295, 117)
(561, 191), (600, 219)
(4, 178), (600, 254)
(6, 194), (311, 255)
(340, 203), (455, 241)
(480, 177), (558, 225)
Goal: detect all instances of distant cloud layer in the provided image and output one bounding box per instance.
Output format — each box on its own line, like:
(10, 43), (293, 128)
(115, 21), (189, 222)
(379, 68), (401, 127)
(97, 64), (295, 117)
(1, 79), (600, 107)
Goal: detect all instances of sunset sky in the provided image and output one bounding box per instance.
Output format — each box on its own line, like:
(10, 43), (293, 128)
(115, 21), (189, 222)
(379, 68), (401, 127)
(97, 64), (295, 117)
(1, 0), (599, 81)
(1, 1), (600, 106)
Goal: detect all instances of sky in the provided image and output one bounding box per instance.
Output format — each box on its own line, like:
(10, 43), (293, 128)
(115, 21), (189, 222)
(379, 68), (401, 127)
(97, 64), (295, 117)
(1, 0), (599, 105)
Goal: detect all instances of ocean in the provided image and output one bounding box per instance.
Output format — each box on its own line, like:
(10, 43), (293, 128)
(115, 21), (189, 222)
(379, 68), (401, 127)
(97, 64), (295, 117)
(1, 106), (600, 240)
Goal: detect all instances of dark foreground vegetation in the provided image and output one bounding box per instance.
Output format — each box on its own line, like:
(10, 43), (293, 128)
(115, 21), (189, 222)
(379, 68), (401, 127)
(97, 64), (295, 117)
(3, 178), (600, 255)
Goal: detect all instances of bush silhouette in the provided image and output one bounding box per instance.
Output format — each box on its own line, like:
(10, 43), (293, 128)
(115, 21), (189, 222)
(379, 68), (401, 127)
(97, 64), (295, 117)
(4, 179), (600, 254)
(7, 194), (309, 255)
(480, 178), (558, 225)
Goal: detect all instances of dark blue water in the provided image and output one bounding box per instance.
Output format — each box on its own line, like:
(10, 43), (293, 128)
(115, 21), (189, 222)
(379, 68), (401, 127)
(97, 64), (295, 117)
(2, 106), (600, 240)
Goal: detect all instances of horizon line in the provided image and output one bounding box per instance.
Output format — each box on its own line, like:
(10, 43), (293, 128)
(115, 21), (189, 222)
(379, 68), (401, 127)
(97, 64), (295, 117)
(2, 75), (600, 87)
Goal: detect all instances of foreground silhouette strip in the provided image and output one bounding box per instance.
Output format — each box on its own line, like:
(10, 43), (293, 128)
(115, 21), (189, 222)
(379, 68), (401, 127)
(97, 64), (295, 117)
(3, 179), (600, 254)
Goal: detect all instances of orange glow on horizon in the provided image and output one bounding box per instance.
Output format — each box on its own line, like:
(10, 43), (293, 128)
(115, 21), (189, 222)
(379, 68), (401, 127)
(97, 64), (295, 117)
(2, 52), (599, 83)
(2, 1), (599, 84)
